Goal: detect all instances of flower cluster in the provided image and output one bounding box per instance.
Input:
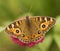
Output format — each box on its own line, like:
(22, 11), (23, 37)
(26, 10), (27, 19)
(10, 35), (45, 47)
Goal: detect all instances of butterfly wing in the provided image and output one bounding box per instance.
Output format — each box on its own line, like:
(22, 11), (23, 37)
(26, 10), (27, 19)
(5, 16), (56, 44)
(5, 17), (31, 43)
(29, 16), (56, 43)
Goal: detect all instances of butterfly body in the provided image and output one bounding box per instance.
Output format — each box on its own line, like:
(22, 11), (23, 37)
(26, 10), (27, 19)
(5, 16), (56, 44)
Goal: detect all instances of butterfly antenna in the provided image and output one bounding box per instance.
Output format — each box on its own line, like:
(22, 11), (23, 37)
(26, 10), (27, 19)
(26, 5), (33, 26)
(28, 5), (32, 13)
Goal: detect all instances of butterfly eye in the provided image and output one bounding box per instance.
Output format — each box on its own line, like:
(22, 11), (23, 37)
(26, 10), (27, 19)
(13, 28), (21, 36)
(41, 23), (48, 30)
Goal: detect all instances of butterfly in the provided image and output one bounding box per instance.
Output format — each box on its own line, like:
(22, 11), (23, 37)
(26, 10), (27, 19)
(5, 16), (56, 47)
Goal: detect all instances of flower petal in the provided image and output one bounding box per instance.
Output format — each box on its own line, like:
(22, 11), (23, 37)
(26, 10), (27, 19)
(27, 42), (35, 47)
(10, 35), (25, 46)
(10, 35), (45, 47)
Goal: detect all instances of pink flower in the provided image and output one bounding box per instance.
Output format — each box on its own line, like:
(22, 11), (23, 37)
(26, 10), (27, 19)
(10, 35), (45, 47)
(27, 42), (35, 47)
(10, 36), (25, 47)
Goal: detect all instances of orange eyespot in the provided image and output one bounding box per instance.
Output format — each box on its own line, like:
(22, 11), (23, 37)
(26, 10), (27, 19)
(40, 22), (49, 30)
(13, 28), (21, 36)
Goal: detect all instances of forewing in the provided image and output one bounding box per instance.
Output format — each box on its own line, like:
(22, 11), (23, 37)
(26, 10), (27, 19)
(5, 17), (30, 43)
(29, 16), (56, 43)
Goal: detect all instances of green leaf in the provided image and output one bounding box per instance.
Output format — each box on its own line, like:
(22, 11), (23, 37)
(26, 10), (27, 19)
(0, 21), (12, 33)
(0, 26), (5, 32)
(54, 16), (60, 33)
(53, 16), (60, 50)
(37, 34), (53, 51)
(53, 34), (60, 50)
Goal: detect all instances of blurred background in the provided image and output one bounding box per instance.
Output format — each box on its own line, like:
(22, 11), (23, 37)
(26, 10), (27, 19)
(0, 0), (60, 51)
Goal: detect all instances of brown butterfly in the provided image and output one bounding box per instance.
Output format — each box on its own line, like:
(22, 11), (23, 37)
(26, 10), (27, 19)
(5, 16), (56, 45)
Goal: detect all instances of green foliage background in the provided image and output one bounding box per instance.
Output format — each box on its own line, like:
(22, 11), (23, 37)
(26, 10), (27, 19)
(0, 0), (60, 51)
